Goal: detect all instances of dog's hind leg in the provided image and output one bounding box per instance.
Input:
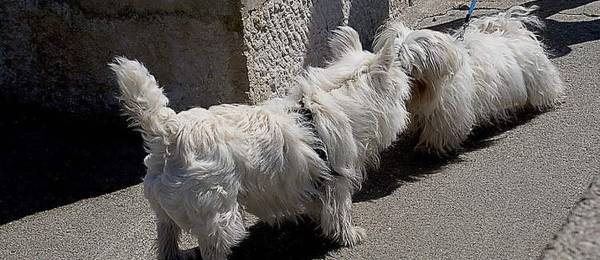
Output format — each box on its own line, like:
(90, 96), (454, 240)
(143, 154), (185, 260)
(154, 209), (183, 260)
(189, 197), (246, 260)
(145, 185), (183, 260)
(317, 176), (366, 247)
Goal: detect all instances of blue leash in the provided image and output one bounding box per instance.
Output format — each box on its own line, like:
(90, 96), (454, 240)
(464, 0), (478, 23)
(458, 0), (478, 39)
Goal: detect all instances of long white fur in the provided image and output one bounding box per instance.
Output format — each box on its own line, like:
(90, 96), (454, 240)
(110, 26), (410, 260)
(375, 5), (565, 155)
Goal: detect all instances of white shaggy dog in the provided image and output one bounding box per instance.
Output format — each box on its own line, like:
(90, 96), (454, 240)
(375, 6), (565, 155)
(110, 26), (410, 260)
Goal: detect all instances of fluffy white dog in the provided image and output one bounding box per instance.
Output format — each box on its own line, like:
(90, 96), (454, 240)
(375, 6), (565, 155)
(110, 26), (410, 260)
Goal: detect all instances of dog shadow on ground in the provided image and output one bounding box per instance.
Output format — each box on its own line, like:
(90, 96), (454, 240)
(220, 108), (544, 259)
(229, 218), (341, 260)
(426, 0), (600, 59)
(531, 0), (600, 58)
(355, 107), (542, 202)
(0, 100), (146, 225)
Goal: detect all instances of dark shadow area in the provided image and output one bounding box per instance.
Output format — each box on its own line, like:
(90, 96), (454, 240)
(0, 99), (145, 224)
(304, 0), (391, 67)
(354, 136), (460, 202)
(355, 107), (546, 202)
(529, 0), (600, 58)
(230, 218), (340, 260)
(348, 0), (390, 51)
(179, 218), (340, 259)
(426, 0), (600, 58)
(303, 0), (345, 67)
(463, 108), (541, 152)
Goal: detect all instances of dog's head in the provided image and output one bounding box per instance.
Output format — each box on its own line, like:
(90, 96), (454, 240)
(375, 21), (464, 86)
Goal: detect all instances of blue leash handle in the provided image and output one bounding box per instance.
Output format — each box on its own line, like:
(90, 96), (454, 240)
(464, 0), (478, 23)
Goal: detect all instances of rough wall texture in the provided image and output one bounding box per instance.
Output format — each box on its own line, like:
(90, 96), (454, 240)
(0, 0), (410, 112)
(242, 0), (409, 103)
(0, 0), (249, 113)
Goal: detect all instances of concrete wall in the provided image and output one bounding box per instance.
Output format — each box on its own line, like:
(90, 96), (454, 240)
(0, 0), (249, 113)
(242, 0), (409, 103)
(0, 0), (410, 113)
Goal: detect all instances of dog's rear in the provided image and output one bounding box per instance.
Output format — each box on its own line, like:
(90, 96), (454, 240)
(466, 6), (565, 109)
(467, 6), (544, 36)
(374, 5), (565, 154)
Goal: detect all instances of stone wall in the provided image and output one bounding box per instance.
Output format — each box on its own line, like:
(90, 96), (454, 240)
(0, 0), (410, 113)
(242, 0), (409, 103)
(0, 0), (249, 113)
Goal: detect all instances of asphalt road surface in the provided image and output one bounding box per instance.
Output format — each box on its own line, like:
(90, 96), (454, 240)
(1, 1), (599, 259)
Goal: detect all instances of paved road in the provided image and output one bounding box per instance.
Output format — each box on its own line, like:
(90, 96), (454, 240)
(1, 1), (599, 259)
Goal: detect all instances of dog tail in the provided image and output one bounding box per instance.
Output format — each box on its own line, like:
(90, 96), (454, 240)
(109, 57), (177, 149)
(503, 5), (543, 29)
(468, 5), (544, 35)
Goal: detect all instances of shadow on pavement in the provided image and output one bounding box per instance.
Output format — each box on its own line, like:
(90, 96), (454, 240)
(224, 110), (545, 258)
(0, 100), (145, 225)
(355, 106), (546, 202)
(530, 0), (600, 58)
(177, 218), (339, 260)
(348, 0), (390, 51)
(230, 218), (340, 260)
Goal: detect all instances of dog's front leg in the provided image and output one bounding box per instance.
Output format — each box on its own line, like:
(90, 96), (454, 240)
(318, 175), (366, 246)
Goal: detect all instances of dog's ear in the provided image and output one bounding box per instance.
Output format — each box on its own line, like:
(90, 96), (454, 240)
(372, 36), (395, 72)
(398, 30), (463, 82)
(329, 26), (363, 60)
(373, 21), (410, 53)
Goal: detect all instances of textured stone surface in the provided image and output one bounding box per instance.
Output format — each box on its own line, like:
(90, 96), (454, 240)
(242, 0), (402, 103)
(0, 0), (405, 111)
(0, 0), (249, 113)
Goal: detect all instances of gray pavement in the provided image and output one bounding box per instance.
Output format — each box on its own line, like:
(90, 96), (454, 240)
(1, 1), (599, 259)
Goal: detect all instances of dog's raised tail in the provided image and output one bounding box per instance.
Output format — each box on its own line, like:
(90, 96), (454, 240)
(503, 5), (543, 28)
(109, 57), (177, 148)
(468, 5), (543, 35)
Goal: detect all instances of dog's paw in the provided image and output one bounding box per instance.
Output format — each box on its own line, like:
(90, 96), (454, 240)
(339, 226), (367, 247)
